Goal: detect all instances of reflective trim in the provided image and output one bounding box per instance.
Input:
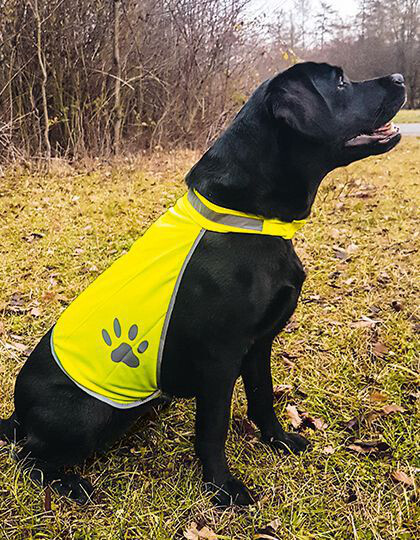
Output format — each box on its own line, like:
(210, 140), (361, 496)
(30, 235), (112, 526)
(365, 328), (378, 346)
(156, 228), (205, 388)
(187, 189), (263, 232)
(50, 329), (162, 409)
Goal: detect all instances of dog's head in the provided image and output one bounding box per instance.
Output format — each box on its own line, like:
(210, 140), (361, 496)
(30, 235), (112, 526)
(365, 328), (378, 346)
(187, 61), (406, 221)
(267, 62), (406, 166)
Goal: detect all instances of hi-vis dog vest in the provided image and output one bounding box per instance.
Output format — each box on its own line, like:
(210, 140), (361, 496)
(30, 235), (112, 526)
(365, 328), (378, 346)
(51, 189), (306, 408)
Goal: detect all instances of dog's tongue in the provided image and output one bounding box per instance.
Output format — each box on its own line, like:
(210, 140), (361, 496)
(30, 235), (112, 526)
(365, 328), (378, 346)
(345, 121), (400, 147)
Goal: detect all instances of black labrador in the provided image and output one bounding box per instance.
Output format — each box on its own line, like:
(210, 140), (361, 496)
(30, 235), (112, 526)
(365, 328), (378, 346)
(0, 62), (405, 506)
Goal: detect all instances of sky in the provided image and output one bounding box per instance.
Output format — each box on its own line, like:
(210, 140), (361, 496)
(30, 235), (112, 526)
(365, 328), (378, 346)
(247, 0), (358, 19)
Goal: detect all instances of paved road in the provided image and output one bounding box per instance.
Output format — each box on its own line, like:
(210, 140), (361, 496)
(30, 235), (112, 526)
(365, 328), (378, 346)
(397, 123), (420, 136)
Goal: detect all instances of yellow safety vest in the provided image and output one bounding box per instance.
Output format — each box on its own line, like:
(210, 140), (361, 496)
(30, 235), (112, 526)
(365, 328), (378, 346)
(51, 189), (306, 408)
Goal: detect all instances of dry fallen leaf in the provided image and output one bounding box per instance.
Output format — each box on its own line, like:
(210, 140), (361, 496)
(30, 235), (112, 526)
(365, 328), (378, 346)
(286, 405), (302, 429)
(344, 417), (360, 431)
(347, 440), (391, 455)
(300, 411), (328, 431)
(391, 470), (415, 487)
(22, 232), (44, 243)
(254, 519), (281, 540)
(284, 320), (298, 333)
(232, 417), (257, 440)
(372, 342), (389, 357)
(273, 384), (293, 399)
(322, 445), (335, 455)
(390, 300), (403, 312)
(6, 341), (28, 353)
(254, 532), (280, 540)
(44, 486), (52, 511)
(333, 246), (349, 261)
(184, 521), (217, 540)
(0, 321), (5, 336)
(0, 440), (7, 448)
(381, 404), (406, 415)
(346, 243), (359, 254)
(370, 391), (388, 402)
(42, 291), (58, 303)
(30, 307), (41, 317)
(351, 315), (380, 328)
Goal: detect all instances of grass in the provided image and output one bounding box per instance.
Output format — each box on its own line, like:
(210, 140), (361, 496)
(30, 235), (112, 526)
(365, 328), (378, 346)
(394, 109), (420, 123)
(0, 141), (419, 539)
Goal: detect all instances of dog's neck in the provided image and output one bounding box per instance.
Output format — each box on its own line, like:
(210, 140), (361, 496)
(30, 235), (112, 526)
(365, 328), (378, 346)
(186, 114), (329, 223)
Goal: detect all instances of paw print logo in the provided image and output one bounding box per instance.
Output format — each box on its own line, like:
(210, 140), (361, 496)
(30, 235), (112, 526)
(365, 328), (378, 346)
(101, 318), (149, 368)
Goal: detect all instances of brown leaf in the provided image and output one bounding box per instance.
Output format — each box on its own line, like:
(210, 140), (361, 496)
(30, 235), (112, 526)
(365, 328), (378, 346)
(22, 232), (44, 243)
(282, 357), (296, 369)
(391, 470), (415, 487)
(0, 440), (7, 448)
(344, 417), (360, 431)
(30, 307), (42, 317)
(6, 341), (28, 353)
(42, 291), (58, 303)
(365, 411), (380, 425)
(346, 243), (359, 254)
(254, 520), (281, 540)
(381, 404), (406, 415)
(44, 486), (52, 511)
(302, 294), (322, 304)
(267, 519), (281, 531)
(300, 411), (328, 431)
(347, 440), (391, 455)
(273, 384), (292, 399)
(184, 521), (217, 540)
(232, 417), (257, 440)
(322, 445), (335, 455)
(370, 391), (388, 402)
(286, 405), (302, 429)
(345, 489), (357, 503)
(333, 246), (349, 261)
(284, 320), (298, 333)
(0, 321), (5, 336)
(254, 533), (280, 540)
(351, 315), (380, 328)
(390, 300), (403, 312)
(378, 271), (391, 284)
(372, 342), (389, 357)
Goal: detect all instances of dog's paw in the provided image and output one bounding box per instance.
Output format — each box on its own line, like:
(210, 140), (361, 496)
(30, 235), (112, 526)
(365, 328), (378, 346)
(102, 317), (148, 368)
(205, 477), (254, 507)
(51, 473), (94, 505)
(265, 432), (310, 455)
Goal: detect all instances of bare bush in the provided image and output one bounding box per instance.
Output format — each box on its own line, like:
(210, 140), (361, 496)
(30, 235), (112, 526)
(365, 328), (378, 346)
(0, 0), (253, 158)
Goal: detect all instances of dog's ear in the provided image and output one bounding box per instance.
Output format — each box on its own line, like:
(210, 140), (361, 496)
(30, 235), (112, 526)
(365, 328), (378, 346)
(267, 74), (334, 141)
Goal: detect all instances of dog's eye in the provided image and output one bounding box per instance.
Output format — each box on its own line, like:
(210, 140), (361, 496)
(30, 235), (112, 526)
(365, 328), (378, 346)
(338, 75), (347, 89)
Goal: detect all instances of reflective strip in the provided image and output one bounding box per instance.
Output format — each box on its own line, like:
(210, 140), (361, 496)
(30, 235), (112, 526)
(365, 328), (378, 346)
(187, 189), (263, 232)
(50, 330), (162, 409)
(156, 228), (205, 388)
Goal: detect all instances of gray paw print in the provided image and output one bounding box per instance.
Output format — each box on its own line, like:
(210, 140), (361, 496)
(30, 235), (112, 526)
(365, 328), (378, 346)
(102, 318), (149, 368)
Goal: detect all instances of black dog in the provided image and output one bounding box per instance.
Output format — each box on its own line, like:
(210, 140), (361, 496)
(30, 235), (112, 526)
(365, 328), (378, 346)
(0, 62), (405, 506)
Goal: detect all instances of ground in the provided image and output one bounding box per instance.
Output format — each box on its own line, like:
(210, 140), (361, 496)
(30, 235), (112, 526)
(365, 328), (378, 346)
(0, 140), (419, 539)
(395, 109), (420, 123)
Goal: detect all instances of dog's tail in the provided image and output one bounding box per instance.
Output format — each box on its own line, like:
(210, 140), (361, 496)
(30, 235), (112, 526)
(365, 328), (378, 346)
(0, 412), (23, 443)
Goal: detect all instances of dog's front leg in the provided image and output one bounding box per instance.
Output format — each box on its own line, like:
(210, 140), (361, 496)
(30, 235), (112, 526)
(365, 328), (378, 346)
(242, 338), (309, 454)
(195, 370), (253, 507)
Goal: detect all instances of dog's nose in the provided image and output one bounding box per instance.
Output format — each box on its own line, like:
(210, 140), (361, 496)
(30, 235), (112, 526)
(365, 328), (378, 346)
(390, 73), (405, 85)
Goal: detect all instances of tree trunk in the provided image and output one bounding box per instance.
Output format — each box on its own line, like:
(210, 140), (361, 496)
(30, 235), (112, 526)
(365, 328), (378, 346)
(113, 0), (122, 154)
(30, 0), (51, 160)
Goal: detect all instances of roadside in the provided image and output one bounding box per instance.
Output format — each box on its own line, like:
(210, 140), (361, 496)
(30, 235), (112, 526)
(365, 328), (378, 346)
(397, 123), (420, 136)
(394, 109), (420, 123)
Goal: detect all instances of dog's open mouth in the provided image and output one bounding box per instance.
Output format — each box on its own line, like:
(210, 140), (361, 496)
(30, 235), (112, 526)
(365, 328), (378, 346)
(345, 121), (400, 147)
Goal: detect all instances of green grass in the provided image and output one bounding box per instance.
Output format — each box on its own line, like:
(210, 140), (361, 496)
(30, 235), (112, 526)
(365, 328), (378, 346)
(394, 109), (420, 123)
(0, 142), (419, 539)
